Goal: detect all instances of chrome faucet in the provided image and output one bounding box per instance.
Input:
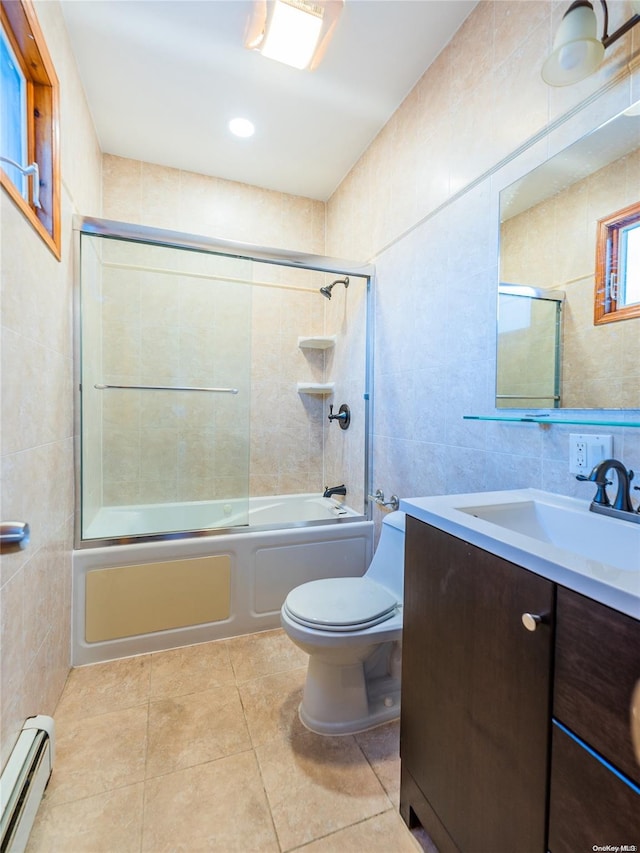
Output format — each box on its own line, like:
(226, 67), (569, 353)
(577, 458), (639, 523)
(323, 484), (346, 498)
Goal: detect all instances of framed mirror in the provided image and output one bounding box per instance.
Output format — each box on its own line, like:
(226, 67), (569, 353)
(497, 101), (640, 409)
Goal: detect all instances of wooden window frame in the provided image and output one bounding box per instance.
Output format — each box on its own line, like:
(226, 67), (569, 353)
(0, 0), (60, 259)
(594, 200), (640, 325)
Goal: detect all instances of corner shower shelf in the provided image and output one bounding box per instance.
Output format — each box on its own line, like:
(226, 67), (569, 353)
(297, 382), (335, 395)
(297, 335), (336, 350)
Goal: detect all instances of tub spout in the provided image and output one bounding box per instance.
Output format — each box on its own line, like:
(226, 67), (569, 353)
(323, 484), (346, 498)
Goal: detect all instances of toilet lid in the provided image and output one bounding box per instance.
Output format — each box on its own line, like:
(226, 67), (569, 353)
(284, 577), (398, 632)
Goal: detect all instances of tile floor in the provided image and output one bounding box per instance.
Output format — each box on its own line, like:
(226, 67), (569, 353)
(27, 629), (424, 852)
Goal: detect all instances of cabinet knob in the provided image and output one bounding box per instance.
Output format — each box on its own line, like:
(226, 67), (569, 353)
(521, 612), (545, 632)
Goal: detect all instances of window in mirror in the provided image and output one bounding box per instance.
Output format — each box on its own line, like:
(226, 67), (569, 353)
(594, 201), (640, 325)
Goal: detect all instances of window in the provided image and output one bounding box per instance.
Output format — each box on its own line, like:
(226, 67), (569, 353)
(1, 26), (28, 197)
(0, 0), (60, 259)
(594, 201), (640, 325)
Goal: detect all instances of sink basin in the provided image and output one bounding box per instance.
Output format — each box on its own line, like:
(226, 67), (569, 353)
(458, 498), (639, 573)
(401, 489), (640, 619)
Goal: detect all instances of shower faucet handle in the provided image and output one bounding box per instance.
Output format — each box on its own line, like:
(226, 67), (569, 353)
(328, 404), (351, 429)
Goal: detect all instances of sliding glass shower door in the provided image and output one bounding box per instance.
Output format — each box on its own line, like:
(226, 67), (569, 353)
(79, 232), (252, 540)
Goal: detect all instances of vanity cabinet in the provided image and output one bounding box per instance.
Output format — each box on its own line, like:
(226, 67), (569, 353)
(400, 516), (554, 853)
(400, 517), (640, 853)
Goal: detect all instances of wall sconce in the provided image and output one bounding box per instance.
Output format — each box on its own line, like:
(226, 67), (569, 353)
(244, 0), (344, 71)
(542, 0), (640, 86)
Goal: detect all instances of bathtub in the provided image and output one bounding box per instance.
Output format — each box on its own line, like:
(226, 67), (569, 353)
(73, 494), (372, 665)
(82, 493), (361, 541)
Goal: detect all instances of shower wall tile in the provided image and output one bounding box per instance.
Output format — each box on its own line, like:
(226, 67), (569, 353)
(104, 155), (325, 256)
(102, 155), (143, 225)
(141, 162), (182, 230)
(0, 1), (102, 768)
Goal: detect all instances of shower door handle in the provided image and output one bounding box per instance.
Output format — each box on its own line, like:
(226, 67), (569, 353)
(0, 521), (30, 550)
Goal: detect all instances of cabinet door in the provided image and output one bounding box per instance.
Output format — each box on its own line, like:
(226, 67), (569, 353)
(401, 518), (554, 853)
(548, 724), (640, 852)
(554, 586), (640, 786)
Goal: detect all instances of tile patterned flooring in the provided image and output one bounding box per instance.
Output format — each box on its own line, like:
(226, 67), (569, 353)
(27, 629), (423, 852)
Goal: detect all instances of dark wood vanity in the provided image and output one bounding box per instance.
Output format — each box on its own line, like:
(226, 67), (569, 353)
(400, 515), (640, 853)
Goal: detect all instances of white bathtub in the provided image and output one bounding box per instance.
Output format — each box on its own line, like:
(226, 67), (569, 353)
(82, 493), (359, 540)
(73, 494), (372, 665)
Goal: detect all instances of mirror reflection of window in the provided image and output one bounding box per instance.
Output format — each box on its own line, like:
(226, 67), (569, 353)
(620, 217), (640, 305)
(595, 201), (640, 324)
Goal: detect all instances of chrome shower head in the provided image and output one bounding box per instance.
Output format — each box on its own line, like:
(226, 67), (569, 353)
(319, 277), (349, 300)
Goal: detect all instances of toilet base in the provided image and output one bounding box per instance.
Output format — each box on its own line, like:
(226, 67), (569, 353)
(298, 658), (400, 736)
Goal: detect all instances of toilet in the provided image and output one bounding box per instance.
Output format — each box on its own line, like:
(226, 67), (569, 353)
(281, 511), (405, 735)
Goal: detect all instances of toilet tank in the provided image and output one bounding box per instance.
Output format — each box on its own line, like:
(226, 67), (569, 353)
(365, 511), (406, 598)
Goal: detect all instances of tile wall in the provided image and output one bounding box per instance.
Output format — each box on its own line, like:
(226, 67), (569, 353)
(325, 0), (640, 519)
(0, 1), (102, 766)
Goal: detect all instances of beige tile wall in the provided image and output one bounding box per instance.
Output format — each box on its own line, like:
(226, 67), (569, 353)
(247, 263), (330, 499)
(0, 0), (102, 767)
(323, 275), (369, 511)
(103, 156), (325, 255)
(325, 0), (640, 522)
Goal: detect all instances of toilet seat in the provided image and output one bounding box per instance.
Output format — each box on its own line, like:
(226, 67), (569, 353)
(283, 577), (399, 633)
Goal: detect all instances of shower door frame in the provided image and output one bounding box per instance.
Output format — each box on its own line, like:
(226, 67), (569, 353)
(72, 215), (376, 548)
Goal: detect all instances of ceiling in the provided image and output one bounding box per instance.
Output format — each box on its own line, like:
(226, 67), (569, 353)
(60, 0), (477, 201)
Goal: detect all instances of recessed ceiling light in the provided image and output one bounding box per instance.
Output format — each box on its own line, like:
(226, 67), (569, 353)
(229, 117), (255, 138)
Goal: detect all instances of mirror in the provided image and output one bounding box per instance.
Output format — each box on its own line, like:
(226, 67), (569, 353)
(497, 101), (640, 409)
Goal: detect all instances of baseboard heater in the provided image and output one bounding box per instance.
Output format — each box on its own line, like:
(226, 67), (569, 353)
(0, 716), (55, 853)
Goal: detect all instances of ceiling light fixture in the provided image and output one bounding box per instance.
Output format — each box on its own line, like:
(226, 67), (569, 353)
(542, 0), (640, 86)
(229, 117), (255, 138)
(244, 0), (344, 71)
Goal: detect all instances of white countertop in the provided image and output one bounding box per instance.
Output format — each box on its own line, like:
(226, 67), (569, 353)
(401, 489), (640, 620)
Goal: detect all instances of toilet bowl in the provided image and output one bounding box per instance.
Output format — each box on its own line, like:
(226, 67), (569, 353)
(281, 510), (405, 735)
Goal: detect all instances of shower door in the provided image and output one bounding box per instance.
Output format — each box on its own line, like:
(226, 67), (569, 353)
(79, 232), (252, 540)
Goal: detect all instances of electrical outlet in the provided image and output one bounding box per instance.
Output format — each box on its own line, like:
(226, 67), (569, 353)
(569, 434), (613, 475)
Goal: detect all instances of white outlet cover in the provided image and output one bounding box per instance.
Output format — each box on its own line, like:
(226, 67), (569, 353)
(569, 434), (613, 475)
